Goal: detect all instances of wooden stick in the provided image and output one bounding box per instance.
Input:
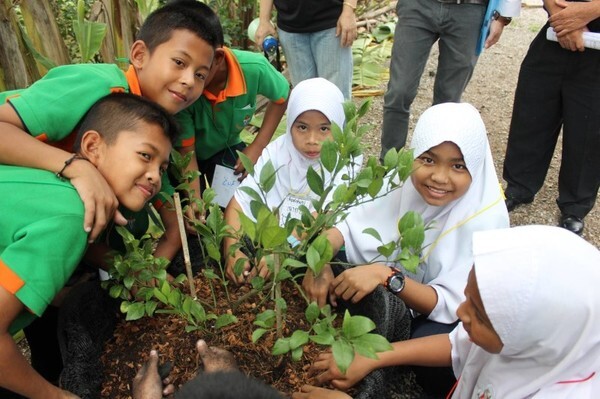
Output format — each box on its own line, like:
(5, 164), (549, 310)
(173, 192), (197, 299)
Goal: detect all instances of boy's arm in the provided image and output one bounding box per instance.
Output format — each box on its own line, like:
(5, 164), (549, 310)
(234, 99), (288, 177)
(0, 286), (79, 399)
(312, 334), (452, 391)
(0, 106), (124, 242)
(256, 0), (277, 47)
(153, 205), (183, 261)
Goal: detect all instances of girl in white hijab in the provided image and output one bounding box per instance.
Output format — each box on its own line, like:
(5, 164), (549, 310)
(304, 225), (600, 399)
(224, 77), (361, 284)
(302, 102), (509, 396)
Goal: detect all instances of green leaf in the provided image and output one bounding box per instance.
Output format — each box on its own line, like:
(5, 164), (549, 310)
(126, 302), (145, 321)
(72, 2), (107, 63)
(306, 166), (324, 196)
(168, 289), (182, 307)
(275, 269), (293, 282)
(309, 332), (335, 346)
(182, 297), (192, 315)
(275, 297), (288, 312)
(320, 140), (338, 173)
(377, 242), (396, 258)
(252, 328), (268, 343)
(109, 285), (123, 299)
(289, 330), (310, 349)
(237, 151), (254, 176)
(215, 313), (238, 329)
(305, 302), (320, 324)
(190, 301), (206, 323)
(120, 301), (130, 314)
(254, 309), (276, 328)
(342, 311), (376, 339)
(362, 228), (382, 242)
(292, 346), (304, 361)
(332, 339), (355, 374)
(260, 225), (287, 249)
(272, 338), (291, 355)
(282, 258), (306, 269)
(352, 333), (393, 353)
(238, 186), (263, 204)
(145, 301), (158, 317)
(259, 160), (277, 193)
(233, 258), (248, 278)
(250, 276), (265, 291)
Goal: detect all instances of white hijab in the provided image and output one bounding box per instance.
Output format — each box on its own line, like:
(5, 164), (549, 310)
(337, 103), (509, 323)
(234, 78), (359, 221)
(451, 225), (600, 399)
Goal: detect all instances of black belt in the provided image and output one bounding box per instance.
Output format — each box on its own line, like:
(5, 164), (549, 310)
(437, 0), (488, 5)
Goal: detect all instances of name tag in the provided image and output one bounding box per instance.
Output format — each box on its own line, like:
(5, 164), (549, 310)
(279, 195), (312, 227)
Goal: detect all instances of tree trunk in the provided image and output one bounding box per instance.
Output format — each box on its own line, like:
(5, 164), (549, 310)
(91, 0), (138, 65)
(20, 0), (70, 74)
(0, 0), (39, 90)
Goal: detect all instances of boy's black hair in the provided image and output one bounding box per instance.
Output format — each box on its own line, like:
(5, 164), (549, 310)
(175, 371), (283, 399)
(73, 92), (180, 151)
(137, 0), (224, 52)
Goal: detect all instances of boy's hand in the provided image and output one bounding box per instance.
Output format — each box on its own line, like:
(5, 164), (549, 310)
(292, 385), (352, 399)
(64, 159), (126, 242)
(330, 264), (388, 304)
(311, 351), (374, 391)
(132, 350), (175, 399)
(302, 265), (336, 308)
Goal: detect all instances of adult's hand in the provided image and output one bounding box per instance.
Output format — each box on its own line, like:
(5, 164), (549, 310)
(132, 350), (175, 399)
(557, 28), (586, 51)
(336, 10), (358, 47)
(255, 20), (277, 50)
(484, 20), (505, 49)
(550, 0), (597, 36)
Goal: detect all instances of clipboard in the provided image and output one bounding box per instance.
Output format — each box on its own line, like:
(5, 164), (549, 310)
(476, 0), (499, 56)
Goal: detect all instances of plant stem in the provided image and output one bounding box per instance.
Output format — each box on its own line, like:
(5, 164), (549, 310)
(231, 281), (274, 311)
(274, 254), (283, 338)
(173, 192), (197, 299)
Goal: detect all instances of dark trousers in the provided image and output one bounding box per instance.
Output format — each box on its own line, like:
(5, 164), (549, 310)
(503, 24), (600, 219)
(411, 316), (459, 398)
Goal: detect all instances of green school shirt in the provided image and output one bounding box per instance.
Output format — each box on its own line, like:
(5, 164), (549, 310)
(0, 165), (87, 334)
(175, 48), (289, 160)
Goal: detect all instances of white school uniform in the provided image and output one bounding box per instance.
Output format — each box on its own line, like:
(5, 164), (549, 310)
(336, 103), (509, 323)
(451, 225), (600, 399)
(234, 77), (361, 225)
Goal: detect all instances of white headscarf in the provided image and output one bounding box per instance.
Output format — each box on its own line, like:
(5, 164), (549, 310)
(336, 103), (509, 323)
(451, 225), (600, 399)
(234, 78), (360, 221)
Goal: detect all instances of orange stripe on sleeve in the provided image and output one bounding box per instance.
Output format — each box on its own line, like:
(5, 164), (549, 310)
(0, 259), (24, 294)
(35, 133), (49, 142)
(180, 137), (195, 148)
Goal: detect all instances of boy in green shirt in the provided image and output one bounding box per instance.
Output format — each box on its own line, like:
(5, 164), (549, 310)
(0, 92), (178, 399)
(175, 44), (290, 211)
(0, 0), (221, 243)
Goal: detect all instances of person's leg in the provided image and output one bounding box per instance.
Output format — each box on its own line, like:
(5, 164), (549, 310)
(557, 49), (600, 221)
(277, 28), (317, 87)
(410, 316), (459, 398)
(433, 3), (485, 104)
(309, 27), (353, 100)
(381, 0), (439, 157)
(503, 29), (564, 202)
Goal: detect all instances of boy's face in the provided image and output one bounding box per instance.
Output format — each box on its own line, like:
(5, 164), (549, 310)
(95, 121), (171, 212)
(411, 141), (472, 207)
(132, 29), (214, 114)
(290, 110), (333, 159)
(456, 268), (503, 354)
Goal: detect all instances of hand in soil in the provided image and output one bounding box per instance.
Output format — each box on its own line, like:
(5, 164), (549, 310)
(292, 385), (352, 399)
(196, 339), (238, 373)
(302, 264), (336, 308)
(132, 350), (175, 399)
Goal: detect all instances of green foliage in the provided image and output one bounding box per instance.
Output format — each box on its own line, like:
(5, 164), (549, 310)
(72, 0), (107, 63)
(352, 28), (394, 88)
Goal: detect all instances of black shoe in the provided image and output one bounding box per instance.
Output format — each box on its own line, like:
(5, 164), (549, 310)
(559, 215), (584, 235)
(505, 196), (533, 212)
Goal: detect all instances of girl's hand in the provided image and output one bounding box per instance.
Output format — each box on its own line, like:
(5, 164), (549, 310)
(310, 351), (376, 391)
(225, 250), (251, 285)
(330, 264), (390, 303)
(302, 265), (336, 308)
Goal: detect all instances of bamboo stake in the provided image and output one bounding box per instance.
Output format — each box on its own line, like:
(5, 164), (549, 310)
(173, 192), (197, 299)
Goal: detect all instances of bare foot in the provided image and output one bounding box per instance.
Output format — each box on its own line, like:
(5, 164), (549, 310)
(196, 339), (238, 373)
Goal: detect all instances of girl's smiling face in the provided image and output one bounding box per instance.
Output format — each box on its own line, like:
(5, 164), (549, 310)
(411, 141), (472, 206)
(456, 268), (504, 354)
(290, 110), (333, 159)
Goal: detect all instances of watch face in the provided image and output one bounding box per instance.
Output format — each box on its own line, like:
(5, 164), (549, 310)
(389, 275), (405, 293)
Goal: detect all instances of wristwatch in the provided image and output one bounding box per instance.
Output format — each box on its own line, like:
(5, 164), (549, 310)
(384, 267), (405, 294)
(492, 10), (512, 26)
